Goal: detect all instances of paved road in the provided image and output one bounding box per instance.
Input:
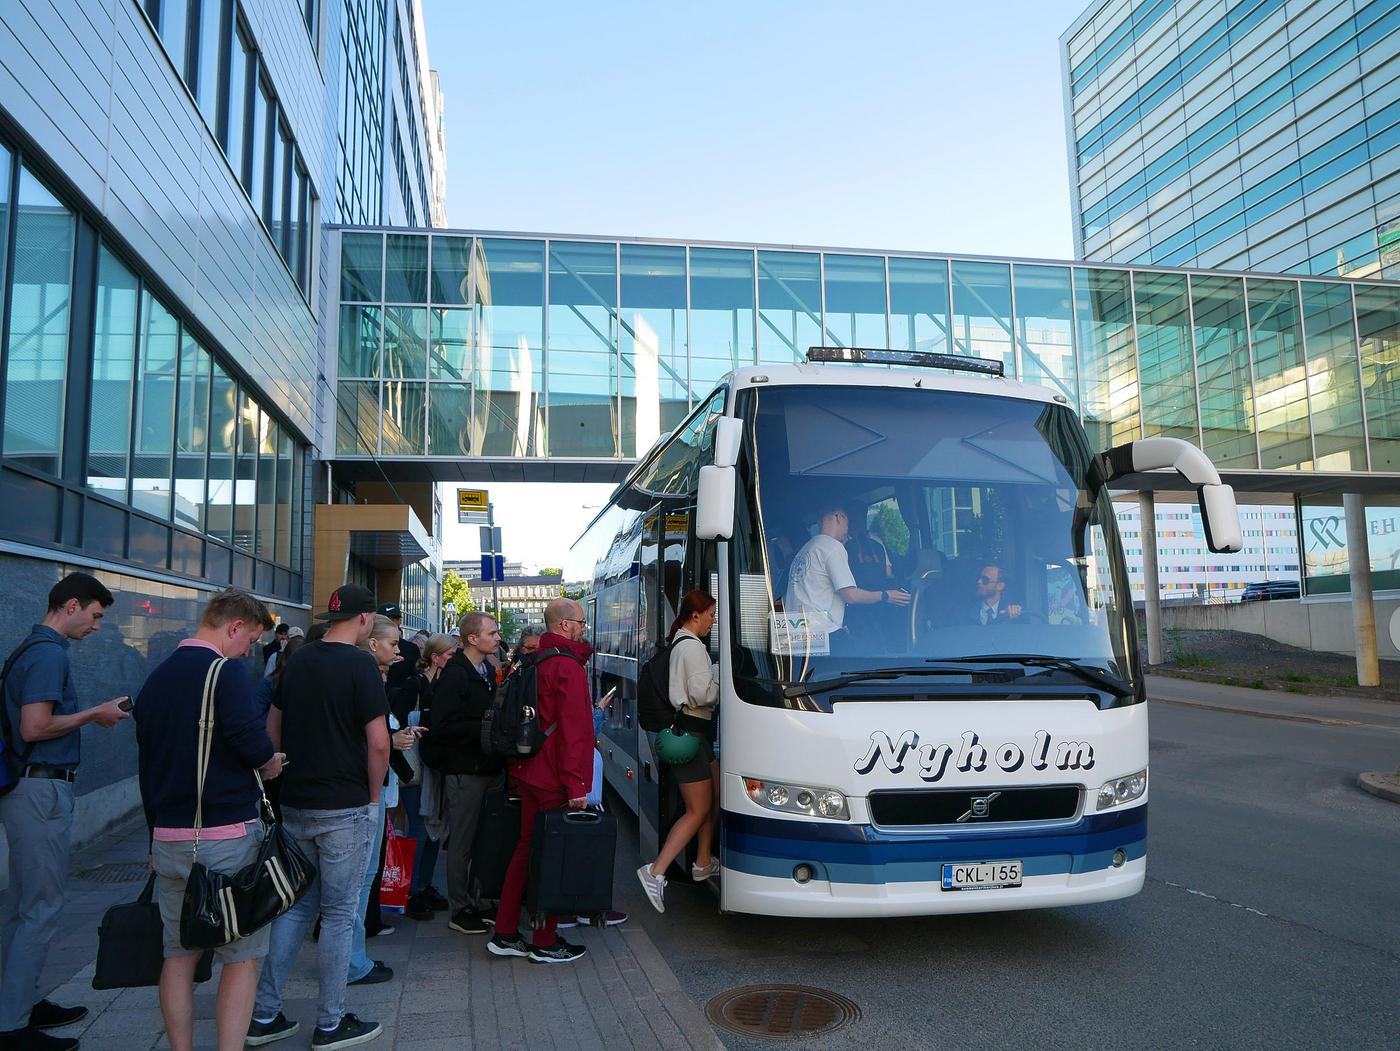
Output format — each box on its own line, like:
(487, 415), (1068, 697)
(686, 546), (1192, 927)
(612, 680), (1400, 1050)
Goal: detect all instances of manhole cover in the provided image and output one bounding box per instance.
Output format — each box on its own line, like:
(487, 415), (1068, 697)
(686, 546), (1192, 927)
(75, 862), (149, 884)
(705, 984), (859, 1041)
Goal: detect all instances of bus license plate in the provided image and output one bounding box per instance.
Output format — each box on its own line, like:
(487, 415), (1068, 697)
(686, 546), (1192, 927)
(941, 861), (1023, 891)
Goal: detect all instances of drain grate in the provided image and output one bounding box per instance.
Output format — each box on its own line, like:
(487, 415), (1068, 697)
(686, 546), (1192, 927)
(75, 862), (149, 884)
(706, 984), (859, 1041)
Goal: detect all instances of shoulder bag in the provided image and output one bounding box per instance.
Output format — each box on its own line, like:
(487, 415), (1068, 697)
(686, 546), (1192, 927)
(93, 875), (213, 989)
(179, 658), (317, 950)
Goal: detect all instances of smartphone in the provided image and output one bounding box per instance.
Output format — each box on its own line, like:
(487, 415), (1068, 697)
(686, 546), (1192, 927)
(117, 697), (134, 712)
(599, 685), (618, 707)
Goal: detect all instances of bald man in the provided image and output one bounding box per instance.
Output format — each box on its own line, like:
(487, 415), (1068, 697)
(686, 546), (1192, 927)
(488, 597), (596, 964)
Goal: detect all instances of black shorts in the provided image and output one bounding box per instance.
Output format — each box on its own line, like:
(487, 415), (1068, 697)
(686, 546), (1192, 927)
(671, 738), (715, 785)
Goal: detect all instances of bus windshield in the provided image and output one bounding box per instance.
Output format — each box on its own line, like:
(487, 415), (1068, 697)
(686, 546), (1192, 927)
(729, 383), (1137, 697)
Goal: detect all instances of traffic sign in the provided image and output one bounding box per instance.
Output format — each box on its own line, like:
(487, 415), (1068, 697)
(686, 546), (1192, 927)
(480, 554), (506, 582)
(479, 525), (502, 553)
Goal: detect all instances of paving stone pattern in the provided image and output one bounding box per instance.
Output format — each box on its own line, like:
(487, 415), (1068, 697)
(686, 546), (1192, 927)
(33, 818), (724, 1050)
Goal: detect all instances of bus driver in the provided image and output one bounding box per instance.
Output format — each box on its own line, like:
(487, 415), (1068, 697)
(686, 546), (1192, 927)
(784, 504), (910, 642)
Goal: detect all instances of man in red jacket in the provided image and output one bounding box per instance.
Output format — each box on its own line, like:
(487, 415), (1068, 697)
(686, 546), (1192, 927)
(487, 598), (595, 964)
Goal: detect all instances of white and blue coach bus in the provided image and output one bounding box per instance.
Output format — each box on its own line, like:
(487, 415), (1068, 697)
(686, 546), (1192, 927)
(567, 348), (1241, 918)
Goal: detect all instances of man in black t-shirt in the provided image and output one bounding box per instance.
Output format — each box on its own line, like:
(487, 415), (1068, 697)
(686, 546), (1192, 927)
(248, 585), (389, 1050)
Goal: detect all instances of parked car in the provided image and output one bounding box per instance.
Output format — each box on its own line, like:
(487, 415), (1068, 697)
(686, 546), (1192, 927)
(1239, 580), (1301, 602)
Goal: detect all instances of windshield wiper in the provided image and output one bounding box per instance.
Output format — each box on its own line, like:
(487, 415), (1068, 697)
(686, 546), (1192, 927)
(779, 665), (1010, 699)
(937, 653), (1135, 698)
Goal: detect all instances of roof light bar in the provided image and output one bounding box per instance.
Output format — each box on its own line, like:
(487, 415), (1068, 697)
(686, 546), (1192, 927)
(806, 346), (1005, 377)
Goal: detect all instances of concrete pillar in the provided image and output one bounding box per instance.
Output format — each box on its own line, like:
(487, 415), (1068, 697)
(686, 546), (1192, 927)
(1344, 492), (1380, 687)
(1139, 492), (1163, 665)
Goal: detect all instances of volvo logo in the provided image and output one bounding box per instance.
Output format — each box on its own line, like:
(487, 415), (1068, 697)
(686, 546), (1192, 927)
(957, 791), (1002, 822)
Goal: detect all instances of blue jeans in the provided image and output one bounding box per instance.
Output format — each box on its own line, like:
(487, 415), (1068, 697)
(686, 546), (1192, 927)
(400, 783), (441, 895)
(254, 803), (377, 1032)
(347, 797), (387, 981)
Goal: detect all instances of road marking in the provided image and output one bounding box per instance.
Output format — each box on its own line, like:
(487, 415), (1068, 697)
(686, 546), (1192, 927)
(1159, 879), (1270, 917)
(1153, 697), (1366, 728)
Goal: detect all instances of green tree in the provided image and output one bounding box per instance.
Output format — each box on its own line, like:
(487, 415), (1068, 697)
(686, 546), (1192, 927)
(872, 503), (910, 557)
(538, 567), (563, 577)
(441, 570), (474, 628)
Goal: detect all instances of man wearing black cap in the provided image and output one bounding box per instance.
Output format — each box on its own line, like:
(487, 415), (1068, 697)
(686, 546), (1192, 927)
(378, 603), (419, 693)
(261, 622), (289, 667)
(248, 585), (388, 1050)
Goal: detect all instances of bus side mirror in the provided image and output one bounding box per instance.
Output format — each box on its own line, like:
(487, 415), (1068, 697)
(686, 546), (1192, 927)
(714, 418), (743, 468)
(1101, 437), (1243, 554)
(696, 465), (736, 540)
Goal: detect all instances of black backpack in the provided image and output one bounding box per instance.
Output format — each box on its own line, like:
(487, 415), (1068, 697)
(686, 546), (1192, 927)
(0, 638), (61, 796)
(636, 636), (703, 733)
(481, 648), (583, 759)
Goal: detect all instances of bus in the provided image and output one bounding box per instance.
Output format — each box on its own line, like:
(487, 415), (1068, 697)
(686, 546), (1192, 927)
(566, 347), (1241, 918)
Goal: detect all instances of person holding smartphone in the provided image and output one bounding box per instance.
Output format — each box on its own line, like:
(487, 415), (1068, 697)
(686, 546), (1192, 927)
(418, 613), (505, 938)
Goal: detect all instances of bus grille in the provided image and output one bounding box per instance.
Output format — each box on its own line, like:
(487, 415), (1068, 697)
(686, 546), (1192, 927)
(868, 786), (1081, 826)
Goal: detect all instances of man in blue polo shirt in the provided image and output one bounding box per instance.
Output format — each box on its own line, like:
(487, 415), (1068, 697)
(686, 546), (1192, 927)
(0, 573), (132, 1051)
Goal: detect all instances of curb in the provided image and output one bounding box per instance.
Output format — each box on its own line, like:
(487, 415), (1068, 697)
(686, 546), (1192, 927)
(1359, 771), (1400, 804)
(1154, 696), (1363, 727)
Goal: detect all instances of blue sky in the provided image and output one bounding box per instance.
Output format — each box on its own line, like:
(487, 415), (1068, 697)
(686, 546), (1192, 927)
(421, 0), (1096, 567)
(422, 0), (1092, 260)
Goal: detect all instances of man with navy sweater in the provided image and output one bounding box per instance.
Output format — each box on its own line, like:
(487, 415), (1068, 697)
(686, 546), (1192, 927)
(134, 589), (283, 1051)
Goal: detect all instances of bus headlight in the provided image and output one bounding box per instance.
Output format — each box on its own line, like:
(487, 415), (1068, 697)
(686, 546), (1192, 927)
(744, 778), (849, 820)
(1095, 769), (1147, 810)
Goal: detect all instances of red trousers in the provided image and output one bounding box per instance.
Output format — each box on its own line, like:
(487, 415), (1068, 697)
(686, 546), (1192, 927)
(493, 780), (567, 946)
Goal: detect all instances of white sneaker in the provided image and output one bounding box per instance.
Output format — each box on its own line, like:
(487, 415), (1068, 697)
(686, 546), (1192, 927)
(637, 863), (666, 913)
(691, 859), (720, 882)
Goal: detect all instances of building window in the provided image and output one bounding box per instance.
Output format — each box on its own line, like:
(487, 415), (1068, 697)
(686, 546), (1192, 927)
(143, 2), (316, 298)
(88, 248), (139, 499)
(3, 166), (74, 476)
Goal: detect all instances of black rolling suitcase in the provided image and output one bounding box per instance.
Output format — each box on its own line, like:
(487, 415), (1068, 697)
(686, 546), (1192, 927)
(469, 788), (521, 903)
(526, 808), (617, 923)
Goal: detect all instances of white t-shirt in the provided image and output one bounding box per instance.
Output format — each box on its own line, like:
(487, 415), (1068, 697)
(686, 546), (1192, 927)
(784, 533), (857, 629)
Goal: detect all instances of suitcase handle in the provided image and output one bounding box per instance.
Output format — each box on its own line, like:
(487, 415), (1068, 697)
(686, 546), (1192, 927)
(562, 809), (601, 824)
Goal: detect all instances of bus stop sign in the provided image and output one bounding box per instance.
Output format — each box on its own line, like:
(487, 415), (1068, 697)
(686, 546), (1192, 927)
(458, 488), (489, 524)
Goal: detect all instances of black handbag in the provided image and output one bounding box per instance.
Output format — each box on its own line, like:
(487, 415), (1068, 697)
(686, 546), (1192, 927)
(178, 659), (316, 951)
(93, 875), (213, 989)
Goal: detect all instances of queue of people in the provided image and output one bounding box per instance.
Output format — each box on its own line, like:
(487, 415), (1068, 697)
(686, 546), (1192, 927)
(0, 574), (724, 1051)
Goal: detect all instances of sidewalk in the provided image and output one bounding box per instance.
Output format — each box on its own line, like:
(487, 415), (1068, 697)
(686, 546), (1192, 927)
(1146, 673), (1400, 730)
(36, 817), (724, 1051)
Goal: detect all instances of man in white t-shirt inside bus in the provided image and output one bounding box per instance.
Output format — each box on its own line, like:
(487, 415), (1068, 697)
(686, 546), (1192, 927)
(783, 504), (910, 644)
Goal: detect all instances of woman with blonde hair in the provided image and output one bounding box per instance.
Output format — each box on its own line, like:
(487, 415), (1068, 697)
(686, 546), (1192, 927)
(400, 633), (456, 919)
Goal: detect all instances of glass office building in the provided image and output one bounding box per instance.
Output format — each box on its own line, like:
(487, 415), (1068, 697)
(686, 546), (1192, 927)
(332, 228), (1400, 474)
(0, 0), (443, 835)
(1064, 0), (1400, 279)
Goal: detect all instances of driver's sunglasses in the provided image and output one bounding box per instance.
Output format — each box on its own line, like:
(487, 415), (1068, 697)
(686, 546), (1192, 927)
(977, 575), (998, 584)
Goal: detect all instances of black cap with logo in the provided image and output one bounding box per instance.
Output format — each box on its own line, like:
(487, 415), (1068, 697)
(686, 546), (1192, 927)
(377, 602), (404, 619)
(315, 584), (378, 622)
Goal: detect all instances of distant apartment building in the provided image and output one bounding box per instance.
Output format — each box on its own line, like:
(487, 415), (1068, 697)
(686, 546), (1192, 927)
(1115, 501), (1301, 601)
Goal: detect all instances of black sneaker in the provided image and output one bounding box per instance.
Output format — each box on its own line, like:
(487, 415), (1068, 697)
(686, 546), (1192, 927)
(404, 891), (434, 921)
(0, 1028), (79, 1051)
(347, 961), (393, 986)
(486, 931), (530, 958)
(246, 1013), (300, 1046)
(28, 1001), (86, 1031)
(448, 908), (489, 935)
(310, 1013), (382, 1049)
(529, 938), (587, 965)
(425, 887), (450, 911)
